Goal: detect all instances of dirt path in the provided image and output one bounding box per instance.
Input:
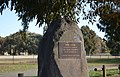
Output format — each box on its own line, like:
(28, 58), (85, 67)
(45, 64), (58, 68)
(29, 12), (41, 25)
(0, 69), (37, 77)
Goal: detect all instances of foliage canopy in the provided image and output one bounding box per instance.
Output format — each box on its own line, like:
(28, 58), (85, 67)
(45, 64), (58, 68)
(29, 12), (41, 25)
(81, 26), (108, 55)
(0, 32), (42, 55)
(0, 0), (120, 41)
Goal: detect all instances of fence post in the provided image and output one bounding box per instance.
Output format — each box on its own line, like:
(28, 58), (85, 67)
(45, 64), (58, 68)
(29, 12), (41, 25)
(18, 73), (24, 77)
(102, 65), (106, 77)
(118, 65), (120, 74)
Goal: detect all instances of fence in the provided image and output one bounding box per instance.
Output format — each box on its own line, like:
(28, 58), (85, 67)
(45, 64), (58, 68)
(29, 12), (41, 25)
(0, 55), (120, 59)
(0, 55), (37, 64)
(0, 55), (37, 59)
(0, 55), (119, 64)
(92, 65), (120, 77)
(86, 55), (120, 59)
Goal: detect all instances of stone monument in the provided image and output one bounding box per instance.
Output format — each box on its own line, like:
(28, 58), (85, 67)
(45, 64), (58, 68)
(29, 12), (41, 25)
(38, 18), (89, 77)
(53, 18), (89, 77)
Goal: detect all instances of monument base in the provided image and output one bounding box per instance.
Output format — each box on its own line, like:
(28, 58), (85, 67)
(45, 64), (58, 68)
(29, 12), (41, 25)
(58, 59), (82, 77)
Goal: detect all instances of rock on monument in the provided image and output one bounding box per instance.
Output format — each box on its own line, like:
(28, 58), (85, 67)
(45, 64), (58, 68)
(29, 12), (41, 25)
(38, 18), (89, 77)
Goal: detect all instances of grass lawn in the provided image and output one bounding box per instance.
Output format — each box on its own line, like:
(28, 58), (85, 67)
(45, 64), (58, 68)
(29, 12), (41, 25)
(87, 58), (120, 77)
(0, 58), (37, 73)
(0, 63), (37, 73)
(0, 58), (119, 77)
(31, 69), (120, 77)
(87, 58), (120, 64)
(90, 69), (120, 77)
(87, 58), (120, 67)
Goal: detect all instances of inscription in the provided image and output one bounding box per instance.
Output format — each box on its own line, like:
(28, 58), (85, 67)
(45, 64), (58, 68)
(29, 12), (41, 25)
(58, 42), (81, 59)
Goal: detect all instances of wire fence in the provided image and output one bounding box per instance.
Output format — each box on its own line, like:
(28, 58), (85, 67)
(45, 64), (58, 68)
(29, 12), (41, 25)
(0, 55), (119, 64)
(0, 55), (37, 64)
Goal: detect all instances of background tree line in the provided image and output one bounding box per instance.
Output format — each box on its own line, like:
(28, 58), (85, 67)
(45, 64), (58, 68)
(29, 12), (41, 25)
(0, 26), (119, 56)
(0, 32), (42, 55)
(81, 26), (120, 56)
(81, 26), (109, 56)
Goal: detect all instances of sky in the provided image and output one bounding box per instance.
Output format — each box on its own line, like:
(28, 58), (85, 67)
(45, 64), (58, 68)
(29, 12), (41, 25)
(0, 9), (105, 38)
(0, 9), (43, 37)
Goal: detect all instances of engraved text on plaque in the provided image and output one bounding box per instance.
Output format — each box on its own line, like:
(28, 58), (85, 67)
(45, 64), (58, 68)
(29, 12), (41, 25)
(58, 42), (81, 59)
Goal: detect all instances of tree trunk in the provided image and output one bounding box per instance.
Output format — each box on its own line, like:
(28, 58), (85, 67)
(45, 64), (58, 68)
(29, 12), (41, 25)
(38, 18), (63, 77)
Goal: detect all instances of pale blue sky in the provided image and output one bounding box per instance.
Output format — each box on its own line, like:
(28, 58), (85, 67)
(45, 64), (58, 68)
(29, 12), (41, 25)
(0, 9), (43, 37)
(0, 9), (105, 38)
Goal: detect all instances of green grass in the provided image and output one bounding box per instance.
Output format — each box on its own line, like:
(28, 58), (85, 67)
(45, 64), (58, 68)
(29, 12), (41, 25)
(88, 58), (120, 77)
(0, 58), (37, 73)
(0, 64), (37, 73)
(0, 58), (119, 77)
(89, 69), (120, 77)
(32, 69), (120, 77)
(87, 58), (120, 67)
(87, 58), (120, 64)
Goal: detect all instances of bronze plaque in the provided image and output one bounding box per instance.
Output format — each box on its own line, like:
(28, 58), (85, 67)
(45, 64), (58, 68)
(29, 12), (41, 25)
(58, 42), (81, 59)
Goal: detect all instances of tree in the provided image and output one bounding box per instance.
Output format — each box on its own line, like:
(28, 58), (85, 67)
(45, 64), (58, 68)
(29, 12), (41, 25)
(95, 1), (120, 41)
(81, 25), (108, 55)
(81, 26), (96, 55)
(94, 0), (120, 55)
(3, 36), (15, 55)
(1, 32), (42, 55)
(106, 40), (120, 56)
(0, 0), (119, 39)
(0, 0), (79, 30)
(0, 36), (4, 55)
